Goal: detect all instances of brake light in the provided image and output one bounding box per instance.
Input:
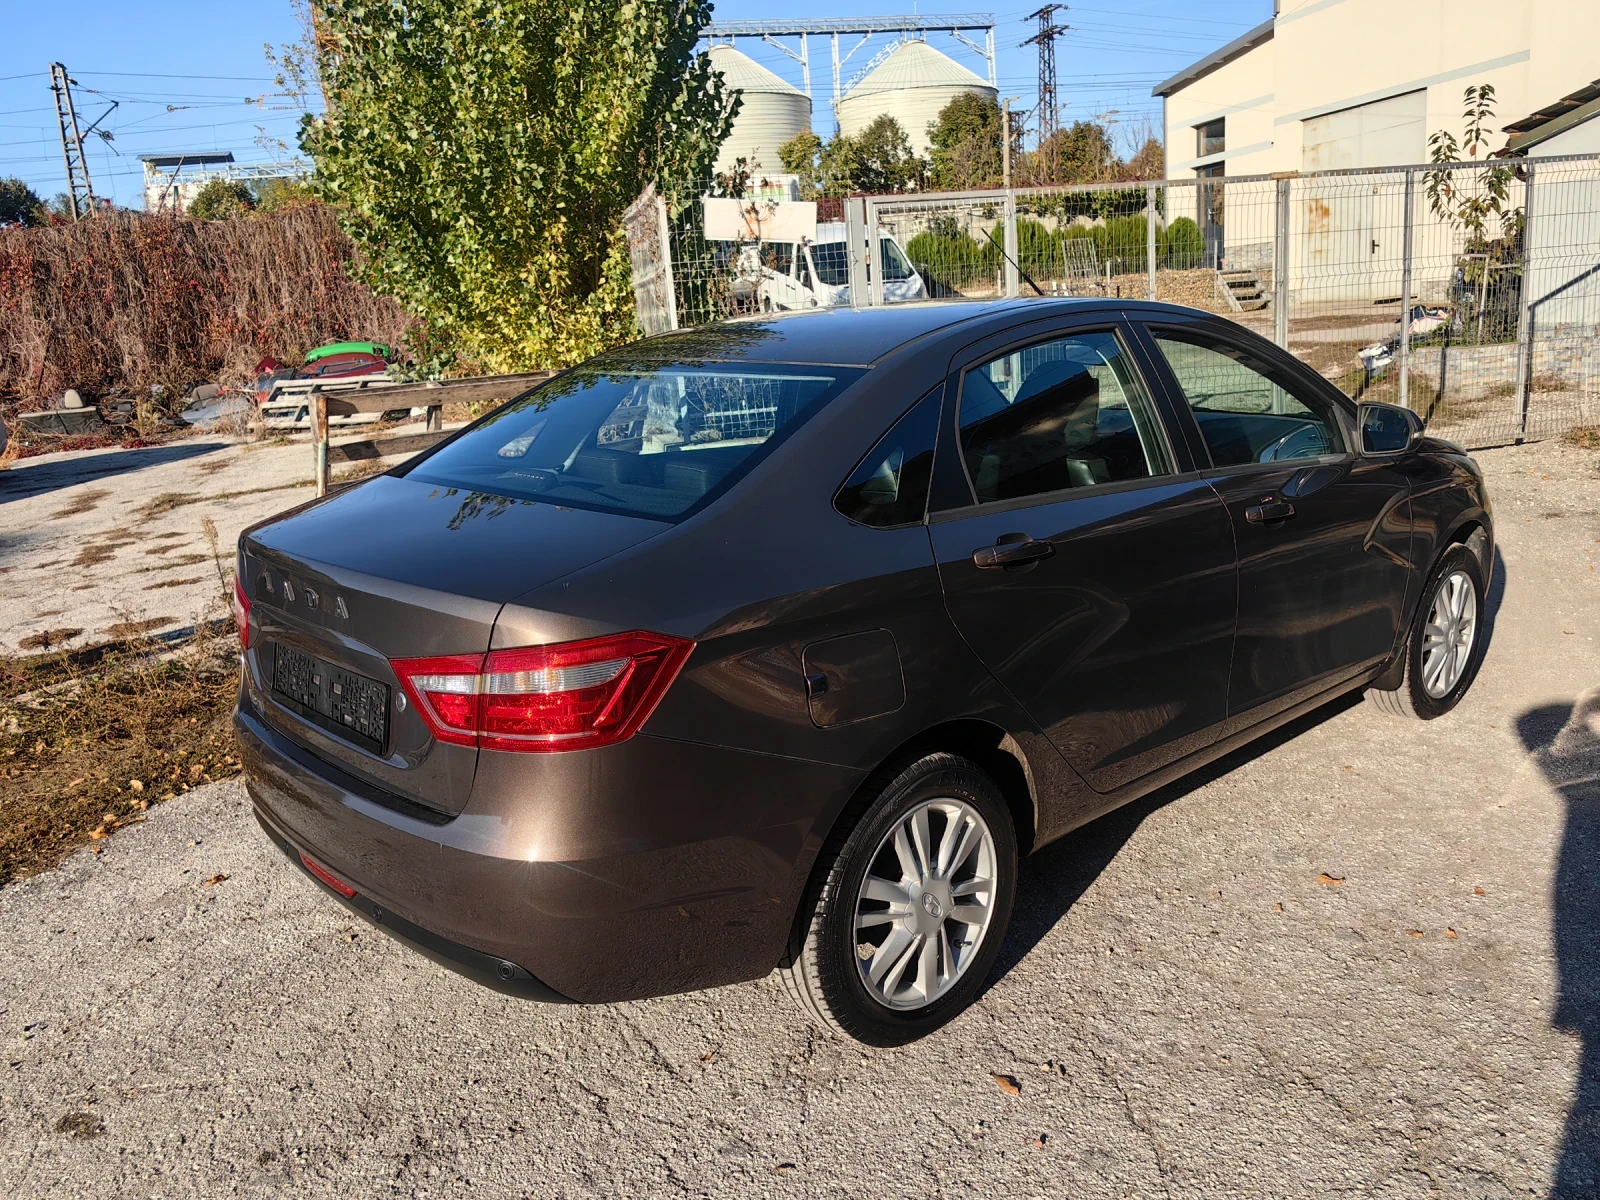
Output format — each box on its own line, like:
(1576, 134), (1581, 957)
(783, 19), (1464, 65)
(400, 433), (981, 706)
(391, 632), (694, 753)
(232, 577), (251, 650)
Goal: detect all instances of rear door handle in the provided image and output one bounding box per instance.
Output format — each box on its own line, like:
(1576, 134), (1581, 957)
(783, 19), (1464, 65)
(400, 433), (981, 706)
(1245, 499), (1296, 524)
(973, 537), (1055, 568)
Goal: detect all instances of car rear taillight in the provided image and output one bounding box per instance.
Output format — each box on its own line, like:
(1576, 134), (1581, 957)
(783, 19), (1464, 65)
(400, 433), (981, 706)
(232, 577), (251, 650)
(391, 632), (694, 753)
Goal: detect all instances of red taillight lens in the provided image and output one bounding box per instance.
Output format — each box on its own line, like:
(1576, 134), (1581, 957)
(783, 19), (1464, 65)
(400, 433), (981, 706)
(299, 851), (357, 898)
(391, 632), (693, 754)
(232, 577), (251, 650)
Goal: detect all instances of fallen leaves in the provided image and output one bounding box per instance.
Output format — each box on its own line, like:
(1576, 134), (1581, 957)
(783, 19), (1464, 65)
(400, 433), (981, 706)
(1446, 928), (1458, 939)
(55, 1111), (103, 1139)
(1030, 1133), (1049, 1150)
(993, 1073), (1021, 1095)
(1405, 929), (1424, 939)
(202, 873), (228, 887)
(1317, 873), (1346, 887)
(770, 1162), (797, 1174)
(1473, 886), (1486, 896)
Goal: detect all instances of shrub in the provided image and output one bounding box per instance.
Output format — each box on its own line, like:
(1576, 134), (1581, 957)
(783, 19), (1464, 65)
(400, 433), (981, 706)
(185, 178), (256, 220)
(1162, 217), (1206, 269)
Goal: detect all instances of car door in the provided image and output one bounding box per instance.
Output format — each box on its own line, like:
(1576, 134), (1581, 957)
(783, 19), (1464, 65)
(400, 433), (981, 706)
(1132, 317), (1412, 726)
(928, 318), (1238, 794)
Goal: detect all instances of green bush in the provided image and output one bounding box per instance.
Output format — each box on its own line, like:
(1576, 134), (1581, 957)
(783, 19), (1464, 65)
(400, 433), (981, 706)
(1162, 217), (1206, 269)
(905, 229), (995, 293)
(185, 178), (256, 221)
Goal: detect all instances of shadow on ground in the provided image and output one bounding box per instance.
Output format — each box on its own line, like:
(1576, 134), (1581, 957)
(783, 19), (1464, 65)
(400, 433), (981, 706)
(1519, 690), (1600, 1198)
(0, 442), (228, 503)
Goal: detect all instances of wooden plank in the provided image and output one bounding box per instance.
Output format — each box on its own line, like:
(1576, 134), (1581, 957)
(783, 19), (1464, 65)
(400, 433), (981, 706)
(319, 371), (557, 416)
(327, 429), (449, 463)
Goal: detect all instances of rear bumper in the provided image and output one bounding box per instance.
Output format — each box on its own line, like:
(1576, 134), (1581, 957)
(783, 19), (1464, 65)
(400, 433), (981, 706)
(254, 804), (571, 1002)
(235, 697), (864, 1004)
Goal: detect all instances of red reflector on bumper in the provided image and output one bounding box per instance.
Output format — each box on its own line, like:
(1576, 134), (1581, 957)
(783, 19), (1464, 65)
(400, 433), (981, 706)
(299, 851), (357, 898)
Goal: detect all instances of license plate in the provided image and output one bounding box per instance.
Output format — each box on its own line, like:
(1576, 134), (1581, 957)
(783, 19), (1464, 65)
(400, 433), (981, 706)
(272, 642), (389, 751)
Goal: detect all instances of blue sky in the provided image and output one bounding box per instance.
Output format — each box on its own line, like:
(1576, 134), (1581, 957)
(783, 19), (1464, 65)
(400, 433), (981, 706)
(0, 0), (1269, 210)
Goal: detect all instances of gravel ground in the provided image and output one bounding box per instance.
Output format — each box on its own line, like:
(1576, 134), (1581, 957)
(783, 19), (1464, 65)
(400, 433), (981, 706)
(0, 420), (461, 655)
(0, 440), (1596, 1199)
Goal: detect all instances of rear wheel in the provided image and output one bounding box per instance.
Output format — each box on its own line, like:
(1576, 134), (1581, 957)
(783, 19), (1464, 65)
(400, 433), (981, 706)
(1367, 543), (1486, 719)
(780, 752), (1017, 1045)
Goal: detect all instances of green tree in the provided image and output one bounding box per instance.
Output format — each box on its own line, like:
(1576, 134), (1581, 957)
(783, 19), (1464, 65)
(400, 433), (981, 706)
(253, 176), (316, 213)
(926, 92), (1001, 190)
(1034, 120), (1116, 185)
(853, 115), (924, 193)
(0, 177), (45, 227)
(186, 178), (258, 220)
(303, 0), (734, 372)
(778, 130), (824, 198)
(1425, 84), (1517, 249)
(1122, 136), (1164, 182)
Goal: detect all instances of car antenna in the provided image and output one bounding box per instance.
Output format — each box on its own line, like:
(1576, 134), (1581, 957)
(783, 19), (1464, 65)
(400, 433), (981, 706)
(982, 227), (1045, 296)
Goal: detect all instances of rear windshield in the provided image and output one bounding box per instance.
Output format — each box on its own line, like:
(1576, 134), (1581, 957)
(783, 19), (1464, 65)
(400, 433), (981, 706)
(402, 363), (863, 520)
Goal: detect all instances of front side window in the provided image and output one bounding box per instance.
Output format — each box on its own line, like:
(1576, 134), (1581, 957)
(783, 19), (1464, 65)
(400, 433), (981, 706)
(958, 330), (1172, 504)
(405, 363), (862, 520)
(762, 242), (795, 275)
(879, 238), (915, 282)
(1151, 331), (1345, 466)
(834, 387), (942, 527)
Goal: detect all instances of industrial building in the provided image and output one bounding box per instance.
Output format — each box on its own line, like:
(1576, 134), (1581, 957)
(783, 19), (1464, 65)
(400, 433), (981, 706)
(707, 44), (813, 175)
(835, 40), (996, 159)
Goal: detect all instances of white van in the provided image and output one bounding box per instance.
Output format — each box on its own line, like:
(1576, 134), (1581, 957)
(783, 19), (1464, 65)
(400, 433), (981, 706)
(750, 223), (926, 311)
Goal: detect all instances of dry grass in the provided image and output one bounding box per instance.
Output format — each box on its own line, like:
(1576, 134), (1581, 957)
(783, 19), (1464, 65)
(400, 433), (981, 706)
(50, 488), (111, 521)
(1563, 426), (1600, 450)
(0, 205), (416, 404)
(0, 630), (242, 884)
(103, 618), (175, 640)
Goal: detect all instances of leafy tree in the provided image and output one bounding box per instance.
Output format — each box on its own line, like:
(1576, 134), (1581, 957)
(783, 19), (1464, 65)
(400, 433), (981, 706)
(253, 176), (316, 213)
(1034, 120), (1116, 185)
(926, 93), (1002, 190)
(0, 177), (45, 227)
(778, 130), (824, 198)
(186, 178), (257, 220)
(1425, 84), (1517, 250)
(302, 0), (734, 372)
(1122, 136), (1164, 182)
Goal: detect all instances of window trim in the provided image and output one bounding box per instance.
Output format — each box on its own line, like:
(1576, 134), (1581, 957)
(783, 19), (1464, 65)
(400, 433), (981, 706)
(1135, 319), (1357, 472)
(943, 321), (1184, 513)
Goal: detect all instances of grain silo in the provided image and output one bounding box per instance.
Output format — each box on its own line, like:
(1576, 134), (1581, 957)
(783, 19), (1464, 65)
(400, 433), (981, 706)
(708, 44), (812, 174)
(835, 40), (996, 159)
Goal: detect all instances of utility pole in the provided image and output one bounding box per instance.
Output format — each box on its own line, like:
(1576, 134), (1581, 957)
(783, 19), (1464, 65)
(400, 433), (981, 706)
(1001, 98), (1018, 189)
(1022, 6), (1070, 153)
(49, 63), (97, 220)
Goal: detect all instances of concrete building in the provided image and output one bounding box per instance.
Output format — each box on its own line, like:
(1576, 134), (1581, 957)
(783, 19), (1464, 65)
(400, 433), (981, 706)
(1155, 0), (1600, 179)
(1151, 1), (1600, 301)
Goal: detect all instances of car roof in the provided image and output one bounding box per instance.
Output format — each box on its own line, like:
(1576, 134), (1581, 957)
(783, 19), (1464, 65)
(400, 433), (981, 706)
(623, 299), (1208, 368)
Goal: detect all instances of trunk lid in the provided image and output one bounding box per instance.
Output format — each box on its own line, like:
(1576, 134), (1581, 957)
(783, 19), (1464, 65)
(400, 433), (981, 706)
(241, 476), (669, 814)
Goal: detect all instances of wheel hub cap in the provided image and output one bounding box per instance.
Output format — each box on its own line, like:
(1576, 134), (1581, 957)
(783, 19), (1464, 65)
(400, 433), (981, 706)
(853, 799), (998, 1011)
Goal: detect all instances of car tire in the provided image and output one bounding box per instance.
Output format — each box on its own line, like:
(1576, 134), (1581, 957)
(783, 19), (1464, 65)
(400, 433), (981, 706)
(780, 752), (1017, 1046)
(1367, 543), (1487, 720)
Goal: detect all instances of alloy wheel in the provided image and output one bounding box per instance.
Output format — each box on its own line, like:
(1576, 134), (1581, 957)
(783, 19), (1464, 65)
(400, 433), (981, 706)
(852, 798), (998, 1010)
(1421, 568), (1477, 698)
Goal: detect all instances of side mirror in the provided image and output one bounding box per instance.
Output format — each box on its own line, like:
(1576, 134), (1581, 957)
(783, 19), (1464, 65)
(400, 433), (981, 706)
(1358, 402), (1422, 456)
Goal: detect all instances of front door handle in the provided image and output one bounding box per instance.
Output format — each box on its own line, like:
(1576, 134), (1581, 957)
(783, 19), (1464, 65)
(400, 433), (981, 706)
(1245, 499), (1296, 524)
(973, 536), (1055, 569)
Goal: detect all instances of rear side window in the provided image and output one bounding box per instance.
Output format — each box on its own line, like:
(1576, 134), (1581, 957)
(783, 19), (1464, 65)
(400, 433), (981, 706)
(1150, 331), (1345, 466)
(405, 363), (863, 520)
(834, 387), (942, 527)
(958, 329), (1172, 504)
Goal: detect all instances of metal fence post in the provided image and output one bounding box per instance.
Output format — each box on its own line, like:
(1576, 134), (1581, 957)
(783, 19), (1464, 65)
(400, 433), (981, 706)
(1003, 190), (1019, 298)
(1273, 176), (1291, 349)
(845, 196), (870, 307)
(867, 200), (884, 306)
(312, 386), (328, 498)
(1399, 169), (1415, 410)
(1146, 182), (1157, 301)
(1514, 164), (1536, 442)
(656, 190), (678, 331)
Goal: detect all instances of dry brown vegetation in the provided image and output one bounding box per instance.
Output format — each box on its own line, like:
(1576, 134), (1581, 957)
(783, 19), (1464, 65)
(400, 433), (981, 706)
(0, 630), (242, 884)
(0, 204), (416, 407)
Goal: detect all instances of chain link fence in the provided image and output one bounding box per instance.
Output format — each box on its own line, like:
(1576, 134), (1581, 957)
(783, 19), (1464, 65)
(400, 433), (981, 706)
(629, 155), (1600, 450)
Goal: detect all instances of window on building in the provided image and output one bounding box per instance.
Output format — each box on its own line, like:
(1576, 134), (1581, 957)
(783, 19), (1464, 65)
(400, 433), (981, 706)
(1197, 118), (1225, 158)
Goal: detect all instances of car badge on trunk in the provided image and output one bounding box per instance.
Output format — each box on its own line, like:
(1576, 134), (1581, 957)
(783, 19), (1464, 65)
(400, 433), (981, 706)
(304, 586), (320, 611)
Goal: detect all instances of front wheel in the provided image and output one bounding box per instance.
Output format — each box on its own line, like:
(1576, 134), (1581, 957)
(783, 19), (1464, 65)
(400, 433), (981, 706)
(780, 752), (1017, 1045)
(1368, 543), (1487, 719)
